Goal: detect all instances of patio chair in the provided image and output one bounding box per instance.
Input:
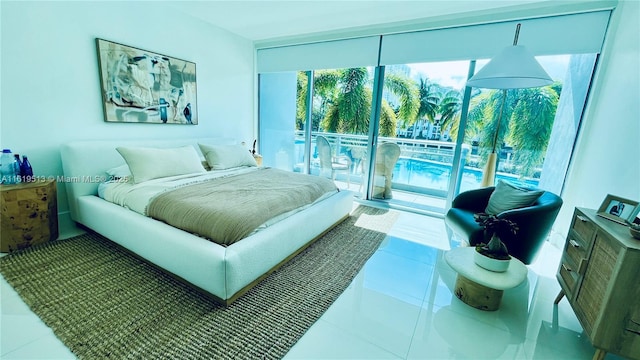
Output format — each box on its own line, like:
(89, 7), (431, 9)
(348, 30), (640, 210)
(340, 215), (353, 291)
(359, 142), (401, 199)
(373, 142), (401, 199)
(316, 135), (351, 187)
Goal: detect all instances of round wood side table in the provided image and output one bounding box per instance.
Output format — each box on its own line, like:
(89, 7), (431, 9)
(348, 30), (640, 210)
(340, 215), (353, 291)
(445, 247), (528, 311)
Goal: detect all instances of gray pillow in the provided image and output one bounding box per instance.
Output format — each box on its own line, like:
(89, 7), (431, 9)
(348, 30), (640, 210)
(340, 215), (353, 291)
(485, 180), (544, 214)
(198, 143), (257, 170)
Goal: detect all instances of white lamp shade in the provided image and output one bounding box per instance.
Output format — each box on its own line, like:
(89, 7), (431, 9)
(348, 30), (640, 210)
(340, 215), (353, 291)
(466, 45), (553, 89)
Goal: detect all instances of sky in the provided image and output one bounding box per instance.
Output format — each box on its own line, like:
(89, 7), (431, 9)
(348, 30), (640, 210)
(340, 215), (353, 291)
(407, 55), (571, 90)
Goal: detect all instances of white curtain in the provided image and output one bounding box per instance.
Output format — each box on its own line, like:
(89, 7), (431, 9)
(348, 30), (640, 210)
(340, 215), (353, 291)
(379, 11), (611, 65)
(256, 10), (610, 71)
(257, 36), (380, 73)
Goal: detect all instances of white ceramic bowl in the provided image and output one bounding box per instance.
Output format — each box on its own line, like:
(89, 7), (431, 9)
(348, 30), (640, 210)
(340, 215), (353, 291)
(474, 250), (511, 272)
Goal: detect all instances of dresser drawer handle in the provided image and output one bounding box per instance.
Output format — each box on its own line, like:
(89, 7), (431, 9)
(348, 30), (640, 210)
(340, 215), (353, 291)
(576, 215), (588, 222)
(562, 264), (572, 272)
(626, 315), (640, 336)
(569, 239), (580, 248)
(578, 259), (588, 274)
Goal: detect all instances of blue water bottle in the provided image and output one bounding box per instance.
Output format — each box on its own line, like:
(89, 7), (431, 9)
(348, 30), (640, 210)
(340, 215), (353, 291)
(20, 156), (33, 182)
(0, 149), (17, 184)
(13, 154), (22, 183)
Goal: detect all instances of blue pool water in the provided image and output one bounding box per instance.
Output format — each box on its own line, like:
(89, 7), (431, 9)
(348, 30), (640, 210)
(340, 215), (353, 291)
(392, 157), (539, 193)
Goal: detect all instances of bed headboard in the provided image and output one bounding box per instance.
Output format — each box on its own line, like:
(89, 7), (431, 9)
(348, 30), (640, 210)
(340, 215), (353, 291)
(61, 137), (235, 222)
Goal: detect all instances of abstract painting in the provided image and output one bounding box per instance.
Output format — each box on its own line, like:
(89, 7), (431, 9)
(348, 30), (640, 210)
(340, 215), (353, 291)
(96, 38), (197, 124)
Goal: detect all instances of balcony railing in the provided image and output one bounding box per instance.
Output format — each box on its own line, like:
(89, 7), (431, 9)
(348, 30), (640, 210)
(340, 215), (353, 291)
(294, 130), (539, 200)
(296, 131), (458, 171)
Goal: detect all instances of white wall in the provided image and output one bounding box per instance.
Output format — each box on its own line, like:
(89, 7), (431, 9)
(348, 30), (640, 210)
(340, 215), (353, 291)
(0, 1), (255, 224)
(557, 0), (640, 235)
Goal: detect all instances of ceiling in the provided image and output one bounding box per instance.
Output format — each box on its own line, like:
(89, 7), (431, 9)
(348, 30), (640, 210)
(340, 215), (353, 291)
(170, 1), (548, 42)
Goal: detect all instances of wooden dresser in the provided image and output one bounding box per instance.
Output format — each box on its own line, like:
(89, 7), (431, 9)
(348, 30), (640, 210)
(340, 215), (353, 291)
(0, 179), (58, 252)
(555, 207), (640, 360)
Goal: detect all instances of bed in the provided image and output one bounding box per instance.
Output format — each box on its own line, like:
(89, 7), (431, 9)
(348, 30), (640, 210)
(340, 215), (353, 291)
(60, 138), (353, 305)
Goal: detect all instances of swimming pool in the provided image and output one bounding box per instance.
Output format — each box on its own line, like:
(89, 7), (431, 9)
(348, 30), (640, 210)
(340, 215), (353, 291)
(301, 139), (539, 193)
(392, 157), (539, 193)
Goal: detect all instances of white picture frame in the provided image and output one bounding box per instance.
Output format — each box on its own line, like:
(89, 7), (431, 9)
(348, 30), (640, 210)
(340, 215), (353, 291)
(596, 194), (639, 225)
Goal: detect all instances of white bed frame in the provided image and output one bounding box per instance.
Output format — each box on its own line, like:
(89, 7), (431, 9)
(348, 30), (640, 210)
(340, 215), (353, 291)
(60, 138), (353, 305)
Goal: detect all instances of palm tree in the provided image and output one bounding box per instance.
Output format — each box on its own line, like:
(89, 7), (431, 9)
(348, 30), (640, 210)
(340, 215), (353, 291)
(320, 68), (372, 135)
(384, 72), (419, 129)
(296, 71), (338, 131)
(508, 86), (559, 175)
(415, 77), (440, 127)
(296, 72), (309, 131)
(401, 77), (438, 139)
(297, 68), (418, 137)
(437, 89), (463, 140)
(409, 78), (465, 141)
(466, 84), (560, 177)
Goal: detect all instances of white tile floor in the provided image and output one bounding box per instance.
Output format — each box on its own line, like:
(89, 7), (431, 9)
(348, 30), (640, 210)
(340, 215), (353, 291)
(0, 207), (616, 359)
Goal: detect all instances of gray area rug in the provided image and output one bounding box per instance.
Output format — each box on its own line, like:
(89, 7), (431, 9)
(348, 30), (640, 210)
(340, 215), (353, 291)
(0, 205), (398, 359)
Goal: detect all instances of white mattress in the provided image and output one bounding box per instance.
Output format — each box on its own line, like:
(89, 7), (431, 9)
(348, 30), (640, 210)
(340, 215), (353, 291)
(98, 166), (337, 236)
(98, 166), (256, 214)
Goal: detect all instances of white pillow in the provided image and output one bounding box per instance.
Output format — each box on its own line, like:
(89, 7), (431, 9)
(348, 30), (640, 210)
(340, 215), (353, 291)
(199, 143), (257, 170)
(485, 180), (544, 215)
(116, 145), (206, 183)
(105, 164), (131, 179)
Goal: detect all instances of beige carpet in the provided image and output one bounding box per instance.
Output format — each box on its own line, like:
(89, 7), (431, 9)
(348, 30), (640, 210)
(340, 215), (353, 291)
(0, 205), (399, 359)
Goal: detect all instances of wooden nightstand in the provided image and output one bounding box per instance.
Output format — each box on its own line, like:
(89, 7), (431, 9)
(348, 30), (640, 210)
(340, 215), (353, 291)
(1, 179), (58, 252)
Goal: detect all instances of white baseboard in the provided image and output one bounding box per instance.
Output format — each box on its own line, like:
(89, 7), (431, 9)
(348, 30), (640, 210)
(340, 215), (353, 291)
(57, 211), (86, 240)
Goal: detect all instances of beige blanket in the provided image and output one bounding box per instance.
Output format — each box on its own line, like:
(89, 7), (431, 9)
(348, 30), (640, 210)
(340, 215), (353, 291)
(147, 168), (338, 245)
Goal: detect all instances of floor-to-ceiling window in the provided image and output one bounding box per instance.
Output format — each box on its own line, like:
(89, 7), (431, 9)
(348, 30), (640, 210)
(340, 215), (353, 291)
(258, 10), (610, 214)
(259, 67), (375, 191)
(460, 54), (598, 195)
(306, 67), (375, 192)
(376, 61), (468, 210)
(258, 72), (299, 172)
(257, 37), (380, 192)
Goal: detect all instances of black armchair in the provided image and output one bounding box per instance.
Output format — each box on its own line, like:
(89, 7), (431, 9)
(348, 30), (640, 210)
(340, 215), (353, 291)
(445, 186), (563, 265)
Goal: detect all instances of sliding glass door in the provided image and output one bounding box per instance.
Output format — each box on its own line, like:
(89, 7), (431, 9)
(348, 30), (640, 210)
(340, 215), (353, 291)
(258, 11), (608, 214)
(307, 67), (375, 192)
(459, 54), (598, 195)
(259, 54), (598, 213)
(259, 68), (375, 193)
(372, 62), (468, 210)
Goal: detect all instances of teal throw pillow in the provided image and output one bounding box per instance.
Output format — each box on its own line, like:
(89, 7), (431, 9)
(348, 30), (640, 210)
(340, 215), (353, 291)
(485, 180), (544, 215)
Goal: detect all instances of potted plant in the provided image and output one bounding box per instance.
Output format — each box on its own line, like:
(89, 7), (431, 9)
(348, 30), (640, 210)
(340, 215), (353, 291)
(473, 213), (519, 272)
